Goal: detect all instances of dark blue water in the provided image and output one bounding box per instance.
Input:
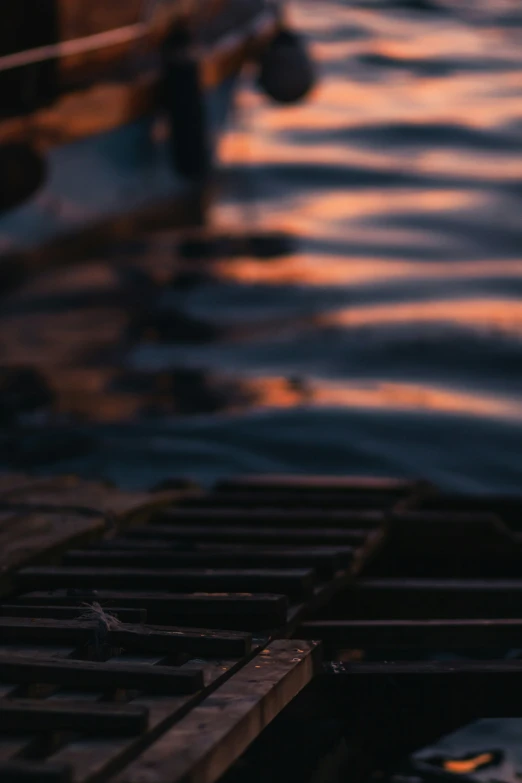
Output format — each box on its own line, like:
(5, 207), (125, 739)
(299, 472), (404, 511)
(2, 0), (522, 491)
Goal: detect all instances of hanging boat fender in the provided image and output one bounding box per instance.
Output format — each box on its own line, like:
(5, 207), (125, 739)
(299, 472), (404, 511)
(160, 30), (213, 183)
(256, 28), (316, 104)
(0, 143), (47, 214)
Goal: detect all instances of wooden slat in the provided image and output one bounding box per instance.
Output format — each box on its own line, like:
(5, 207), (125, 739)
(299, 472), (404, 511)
(63, 546), (352, 579)
(0, 699), (148, 735)
(0, 650), (169, 763)
(215, 475), (423, 495)
(0, 618), (252, 657)
(14, 591), (289, 630)
(0, 475), (182, 527)
(156, 507), (382, 529)
(0, 605), (147, 622)
(361, 512), (521, 577)
(125, 523), (367, 547)
(0, 653), (204, 694)
(0, 759), (72, 782)
(409, 493), (522, 529)
(324, 659), (522, 696)
(177, 491), (396, 510)
(46, 657), (264, 783)
(0, 510), (105, 597)
(113, 640), (321, 783)
(334, 579), (522, 619)
(17, 566), (317, 600)
(298, 618), (522, 648)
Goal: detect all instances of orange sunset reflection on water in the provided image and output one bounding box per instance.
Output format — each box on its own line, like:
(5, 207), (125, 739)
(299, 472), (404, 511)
(1, 0), (522, 491)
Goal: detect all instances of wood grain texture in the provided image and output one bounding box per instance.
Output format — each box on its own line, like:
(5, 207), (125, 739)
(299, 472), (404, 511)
(113, 640), (321, 783)
(46, 655), (263, 783)
(0, 509), (104, 598)
(0, 652), (204, 693)
(0, 698), (149, 735)
(63, 545), (352, 579)
(0, 604), (147, 623)
(17, 566), (317, 600)
(0, 617), (251, 657)
(15, 590), (289, 630)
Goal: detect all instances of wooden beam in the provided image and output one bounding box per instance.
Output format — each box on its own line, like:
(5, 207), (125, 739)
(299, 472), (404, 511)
(13, 591), (289, 630)
(126, 523), (367, 547)
(0, 699), (148, 735)
(178, 491), (395, 510)
(17, 566), (317, 600)
(63, 546), (352, 579)
(298, 618), (522, 648)
(0, 618), (252, 657)
(215, 475), (425, 495)
(113, 640), (321, 783)
(322, 659), (522, 717)
(0, 604), (147, 623)
(0, 652), (204, 694)
(334, 578), (522, 619)
(156, 506), (382, 528)
(0, 760), (72, 782)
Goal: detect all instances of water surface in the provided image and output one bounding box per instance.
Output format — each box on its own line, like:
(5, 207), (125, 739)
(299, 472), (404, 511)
(1, 0), (522, 491)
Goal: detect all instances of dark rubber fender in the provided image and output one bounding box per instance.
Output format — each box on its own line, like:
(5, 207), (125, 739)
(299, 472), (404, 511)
(161, 32), (213, 182)
(257, 29), (316, 104)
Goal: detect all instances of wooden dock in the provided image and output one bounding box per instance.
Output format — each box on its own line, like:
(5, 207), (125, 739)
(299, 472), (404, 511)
(1, 471), (520, 782)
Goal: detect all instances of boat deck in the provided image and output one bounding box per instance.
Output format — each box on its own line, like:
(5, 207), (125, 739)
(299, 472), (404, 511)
(1, 472), (521, 781)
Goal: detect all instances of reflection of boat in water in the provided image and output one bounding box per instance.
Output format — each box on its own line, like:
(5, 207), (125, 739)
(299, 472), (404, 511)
(0, 0), (315, 263)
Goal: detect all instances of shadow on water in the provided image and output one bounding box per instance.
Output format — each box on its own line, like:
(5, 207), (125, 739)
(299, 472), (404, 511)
(281, 122), (522, 152)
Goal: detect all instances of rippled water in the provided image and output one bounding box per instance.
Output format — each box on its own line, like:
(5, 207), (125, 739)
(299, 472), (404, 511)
(2, 0), (522, 491)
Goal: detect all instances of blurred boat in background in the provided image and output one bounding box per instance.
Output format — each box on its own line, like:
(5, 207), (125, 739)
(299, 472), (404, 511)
(0, 0), (315, 268)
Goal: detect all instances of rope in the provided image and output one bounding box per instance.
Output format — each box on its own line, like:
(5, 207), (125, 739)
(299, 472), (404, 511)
(0, 24), (150, 74)
(76, 602), (123, 653)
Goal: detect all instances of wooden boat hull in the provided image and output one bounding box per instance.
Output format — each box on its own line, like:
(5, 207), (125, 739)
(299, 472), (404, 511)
(0, 76), (235, 255)
(0, 0), (282, 258)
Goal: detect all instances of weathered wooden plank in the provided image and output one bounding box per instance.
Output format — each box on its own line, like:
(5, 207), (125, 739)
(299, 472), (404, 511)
(408, 492), (522, 529)
(0, 475), (183, 527)
(0, 643), (78, 759)
(0, 618), (252, 657)
(15, 591), (289, 630)
(361, 512), (520, 577)
(17, 566), (317, 600)
(63, 546), (352, 579)
(322, 659), (522, 722)
(177, 491), (395, 510)
(0, 475), (59, 500)
(46, 656), (264, 783)
(0, 653), (204, 694)
(126, 523), (367, 547)
(0, 510), (105, 597)
(113, 640), (322, 783)
(156, 506), (382, 529)
(0, 759), (72, 782)
(0, 699), (148, 735)
(298, 618), (522, 648)
(215, 475), (424, 495)
(329, 578), (522, 619)
(0, 604), (147, 622)
(0, 651), (169, 762)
